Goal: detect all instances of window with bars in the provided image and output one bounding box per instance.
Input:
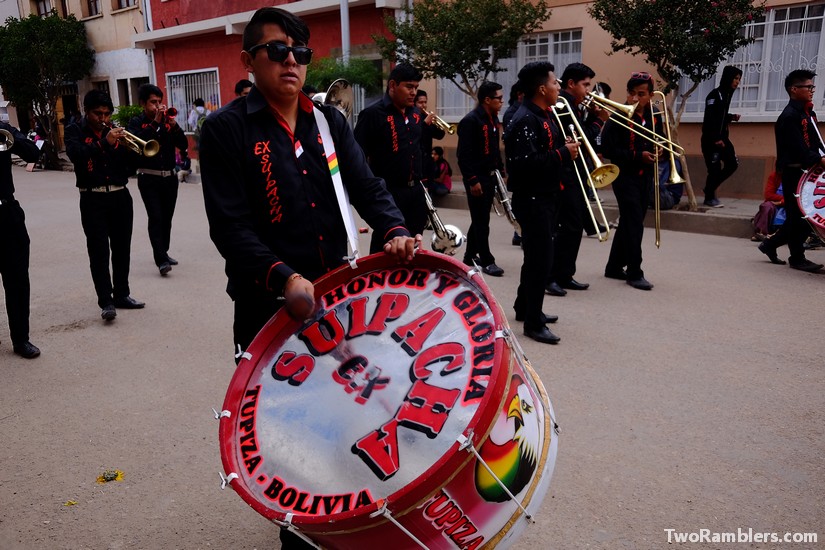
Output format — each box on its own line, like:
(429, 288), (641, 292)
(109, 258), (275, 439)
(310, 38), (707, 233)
(677, 3), (825, 118)
(166, 69), (221, 133)
(437, 30), (583, 120)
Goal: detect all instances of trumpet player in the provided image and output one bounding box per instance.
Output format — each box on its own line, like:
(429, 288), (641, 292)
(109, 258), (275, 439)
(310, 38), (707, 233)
(66, 90), (145, 321)
(602, 72), (659, 290)
(504, 61), (579, 345)
(128, 84), (189, 276)
(457, 81), (506, 276)
(547, 63), (609, 297)
(414, 90), (446, 190)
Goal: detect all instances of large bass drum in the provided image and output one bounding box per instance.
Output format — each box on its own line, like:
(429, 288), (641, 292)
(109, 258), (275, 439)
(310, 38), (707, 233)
(218, 251), (559, 548)
(797, 164), (825, 241)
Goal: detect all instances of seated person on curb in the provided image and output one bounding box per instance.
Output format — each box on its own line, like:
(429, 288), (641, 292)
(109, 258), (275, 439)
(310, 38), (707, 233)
(428, 146), (452, 197)
(752, 170), (784, 242)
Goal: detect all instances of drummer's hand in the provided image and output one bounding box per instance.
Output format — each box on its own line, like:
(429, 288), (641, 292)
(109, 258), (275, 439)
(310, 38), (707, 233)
(384, 235), (421, 263)
(819, 156), (825, 168)
(284, 275), (315, 321)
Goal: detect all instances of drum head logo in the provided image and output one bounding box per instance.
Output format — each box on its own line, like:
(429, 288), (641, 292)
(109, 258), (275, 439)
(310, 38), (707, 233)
(474, 374), (539, 502)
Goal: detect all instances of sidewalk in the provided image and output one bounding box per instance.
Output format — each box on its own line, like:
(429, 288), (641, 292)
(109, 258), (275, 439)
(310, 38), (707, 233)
(434, 186), (760, 239)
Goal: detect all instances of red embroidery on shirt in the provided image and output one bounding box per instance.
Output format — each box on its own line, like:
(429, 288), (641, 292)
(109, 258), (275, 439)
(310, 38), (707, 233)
(388, 115), (399, 153)
(802, 119), (811, 148)
(483, 124), (490, 156)
(254, 140), (281, 223)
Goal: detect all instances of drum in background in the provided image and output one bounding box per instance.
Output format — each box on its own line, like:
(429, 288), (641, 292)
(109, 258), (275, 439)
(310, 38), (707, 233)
(218, 251), (559, 549)
(797, 165), (825, 241)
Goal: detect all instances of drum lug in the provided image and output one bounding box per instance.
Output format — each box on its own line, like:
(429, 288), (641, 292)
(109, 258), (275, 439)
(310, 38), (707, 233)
(212, 408), (231, 420)
(369, 499), (429, 549)
(218, 471), (238, 490)
(496, 328), (512, 347)
(273, 513), (322, 549)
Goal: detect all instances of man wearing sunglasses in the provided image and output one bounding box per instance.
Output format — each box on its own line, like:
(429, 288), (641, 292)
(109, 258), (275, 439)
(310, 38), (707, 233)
(756, 69), (824, 273)
(457, 80), (506, 277)
(199, 5), (418, 392)
(355, 63), (429, 253)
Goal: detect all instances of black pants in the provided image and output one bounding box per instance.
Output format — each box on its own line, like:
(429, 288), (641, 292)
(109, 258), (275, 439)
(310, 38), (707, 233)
(232, 293), (282, 359)
(369, 184), (427, 253)
(606, 175), (649, 280)
(0, 200), (32, 346)
(512, 194), (556, 331)
(763, 169), (809, 264)
(464, 183), (496, 265)
(79, 189), (134, 308)
(551, 180), (585, 283)
(137, 174), (179, 266)
(702, 141), (738, 201)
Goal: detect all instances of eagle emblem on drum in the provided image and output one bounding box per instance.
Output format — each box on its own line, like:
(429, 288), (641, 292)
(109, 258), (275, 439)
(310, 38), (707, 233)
(474, 375), (539, 502)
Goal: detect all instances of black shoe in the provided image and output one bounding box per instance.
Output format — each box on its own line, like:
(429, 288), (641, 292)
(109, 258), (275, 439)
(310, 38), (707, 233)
(159, 262), (172, 276)
(627, 277), (654, 290)
(789, 259), (824, 272)
(703, 198), (724, 208)
(512, 233), (522, 246)
(545, 282), (567, 296)
(101, 304), (117, 321)
(559, 278), (589, 290)
(524, 326), (560, 345)
(166, 256), (179, 266)
(482, 263), (504, 277)
(515, 311), (558, 324)
(758, 242), (786, 265)
(604, 269), (627, 280)
(13, 341), (40, 359)
(114, 296), (145, 309)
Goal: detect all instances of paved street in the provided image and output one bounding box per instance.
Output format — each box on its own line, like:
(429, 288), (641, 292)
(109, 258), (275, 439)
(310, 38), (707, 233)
(1, 166), (822, 549)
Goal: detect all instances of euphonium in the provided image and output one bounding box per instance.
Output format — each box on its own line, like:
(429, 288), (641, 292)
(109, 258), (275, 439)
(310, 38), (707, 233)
(492, 169), (520, 233)
(421, 183), (464, 255)
(0, 129), (14, 152)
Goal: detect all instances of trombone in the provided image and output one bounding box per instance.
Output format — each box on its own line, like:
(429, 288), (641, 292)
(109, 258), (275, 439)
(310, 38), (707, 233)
(552, 96), (614, 241)
(650, 90), (686, 248)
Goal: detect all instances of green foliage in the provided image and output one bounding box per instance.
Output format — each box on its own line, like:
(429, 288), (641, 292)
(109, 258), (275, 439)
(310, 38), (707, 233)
(374, 0), (551, 100)
(0, 11), (95, 168)
(113, 104), (144, 128)
(306, 57), (382, 95)
(588, 0), (764, 94)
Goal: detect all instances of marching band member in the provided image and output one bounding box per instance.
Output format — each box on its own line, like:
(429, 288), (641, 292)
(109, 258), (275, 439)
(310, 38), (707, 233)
(355, 63), (428, 253)
(547, 62), (608, 297)
(0, 121), (41, 357)
(457, 80), (506, 276)
(65, 90), (145, 321)
(757, 69), (824, 272)
(504, 61), (579, 344)
(414, 89), (446, 190)
(128, 84), (189, 276)
(602, 72), (659, 290)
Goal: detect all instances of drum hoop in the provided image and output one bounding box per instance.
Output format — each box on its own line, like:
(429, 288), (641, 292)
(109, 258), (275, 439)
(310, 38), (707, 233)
(797, 164), (825, 236)
(219, 250), (512, 529)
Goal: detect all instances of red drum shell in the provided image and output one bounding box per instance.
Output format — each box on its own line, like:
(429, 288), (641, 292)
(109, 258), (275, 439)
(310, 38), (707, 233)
(797, 165), (825, 241)
(219, 251), (557, 547)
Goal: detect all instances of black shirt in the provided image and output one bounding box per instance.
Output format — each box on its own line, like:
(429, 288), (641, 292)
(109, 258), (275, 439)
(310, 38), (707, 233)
(558, 90), (604, 184)
(127, 113), (188, 172)
(457, 105), (504, 189)
(200, 87), (409, 300)
(354, 94), (424, 187)
(504, 100), (572, 196)
(701, 86), (735, 149)
(600, 105), (658, 179)
(65, 118), (134, 189)
(775, 98), (824, 176)
(0, 123), (39, 198)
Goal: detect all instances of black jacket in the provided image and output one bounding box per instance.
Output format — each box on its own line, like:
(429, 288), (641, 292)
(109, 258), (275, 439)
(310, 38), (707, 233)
(504, 99), (572, 196)
(65, 118), (134, 189)
(200, 87), (409, 300)
(775, 98), (824, 179)
(457, 105), (504, 189)
(601, 105), (659, 180)
(0, 122), (39, 198)
(127, 113), (188, 172)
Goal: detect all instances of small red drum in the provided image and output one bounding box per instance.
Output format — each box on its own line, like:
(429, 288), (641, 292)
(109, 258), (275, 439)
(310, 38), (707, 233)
(797, 165), (825, 241)
(218, 251), (559, 549)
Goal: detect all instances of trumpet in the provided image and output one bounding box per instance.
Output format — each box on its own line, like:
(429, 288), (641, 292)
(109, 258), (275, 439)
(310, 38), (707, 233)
(552, 97), (612, 242)
(421, 183), (464, 255)
(427, 111), (456, 135)
(106, 124), (160, 157)
(0, 129), (14, 152)
(491, 169), (520, 233)
(165, 107), (178, 120)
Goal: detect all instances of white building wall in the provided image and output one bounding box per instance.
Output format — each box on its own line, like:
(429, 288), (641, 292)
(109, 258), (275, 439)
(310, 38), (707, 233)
(84, 47), (151, 106)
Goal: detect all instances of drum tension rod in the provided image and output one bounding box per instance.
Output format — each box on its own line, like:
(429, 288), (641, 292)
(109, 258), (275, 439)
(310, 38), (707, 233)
(369, 499), (429, 549)
(218, 472), (238, 490)
(273, 513), (322, 549)
(234, 344), (252, 363)
(212, 408), (231, 420)
(456, 432), (536, 523)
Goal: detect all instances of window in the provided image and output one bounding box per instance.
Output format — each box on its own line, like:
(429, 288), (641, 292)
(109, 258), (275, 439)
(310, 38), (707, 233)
(87, 0), (101, 17)
(33, 0), (51, 17)
(437, 30), (582, 120)
(115, 0), (136, 9)
(166, 69), (221, 133)
(95, 80), (110, 95)
(677, 3), (825, 119)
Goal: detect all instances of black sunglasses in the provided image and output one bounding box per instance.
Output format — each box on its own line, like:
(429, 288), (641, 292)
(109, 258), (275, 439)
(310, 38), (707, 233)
(248, 42), (313, 65)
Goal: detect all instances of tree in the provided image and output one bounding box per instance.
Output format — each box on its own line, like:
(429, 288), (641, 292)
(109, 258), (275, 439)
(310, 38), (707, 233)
(588, 0), (764, 208)
(306, 57), (383, 95)
(374, 0), (551, 100)
(0, 12), (95, 169)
